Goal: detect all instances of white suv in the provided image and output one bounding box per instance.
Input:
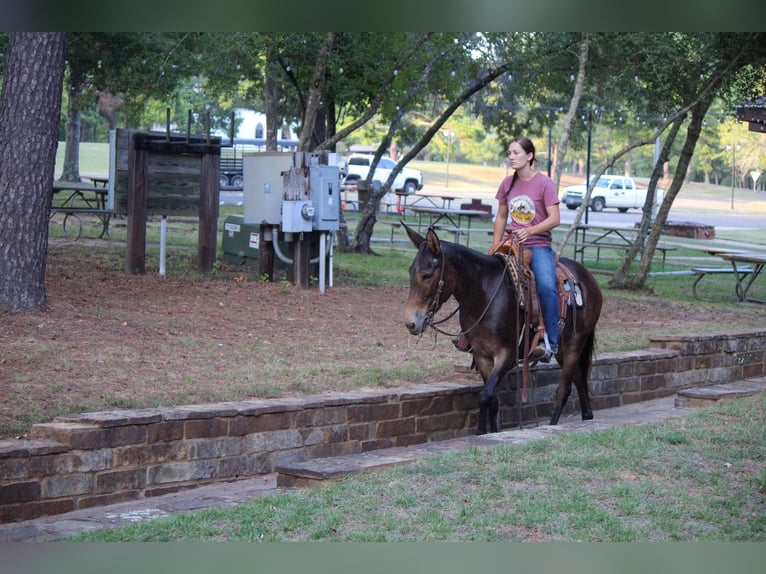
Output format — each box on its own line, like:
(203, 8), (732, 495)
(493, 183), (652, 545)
(342, 153), (423, 194)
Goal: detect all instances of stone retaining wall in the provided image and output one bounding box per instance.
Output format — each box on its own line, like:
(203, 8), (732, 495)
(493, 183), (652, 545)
(1, 330), (764, 524)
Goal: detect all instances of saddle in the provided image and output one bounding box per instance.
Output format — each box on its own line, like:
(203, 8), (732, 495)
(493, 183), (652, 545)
(491, 237), (583, 400)
(492, 238), (582, 330)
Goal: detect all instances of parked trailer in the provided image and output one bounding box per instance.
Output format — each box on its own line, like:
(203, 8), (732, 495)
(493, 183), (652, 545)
(219, 138), (298, 189)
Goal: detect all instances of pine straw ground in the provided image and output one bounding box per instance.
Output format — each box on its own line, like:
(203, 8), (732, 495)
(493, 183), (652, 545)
(1, 238), (763, 439)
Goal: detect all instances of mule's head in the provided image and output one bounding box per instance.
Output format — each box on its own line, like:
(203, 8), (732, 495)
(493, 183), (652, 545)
(402, 223), (449, 335)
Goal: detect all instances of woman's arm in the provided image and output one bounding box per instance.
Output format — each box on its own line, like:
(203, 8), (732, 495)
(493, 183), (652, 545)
(515, 202), (560, 243)
(490, 202), (509, 252)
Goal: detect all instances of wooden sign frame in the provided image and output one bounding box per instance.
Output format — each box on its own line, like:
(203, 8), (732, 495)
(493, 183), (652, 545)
(113, 129), (221, 274)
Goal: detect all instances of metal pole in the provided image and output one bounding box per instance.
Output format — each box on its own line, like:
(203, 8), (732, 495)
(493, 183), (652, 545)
(319, 231), (326, 293)
(547, 124), (552, 178)
(585, 109), (592, 225)
(730, 144), (736, 210)
(445, 130), (453, 188)
(159, 216), (167, 276)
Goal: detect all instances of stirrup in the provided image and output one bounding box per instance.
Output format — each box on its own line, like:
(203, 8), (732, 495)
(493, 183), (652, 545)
(538, 346), (558, 364)
(529, 344), (546, 360)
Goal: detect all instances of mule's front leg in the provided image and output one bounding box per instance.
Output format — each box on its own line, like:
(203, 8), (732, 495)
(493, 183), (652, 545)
(477, 371), (502, 434)
(488, 395), (500, 433)
(477, 403), (488, 435)
(476, 395), (500, 435)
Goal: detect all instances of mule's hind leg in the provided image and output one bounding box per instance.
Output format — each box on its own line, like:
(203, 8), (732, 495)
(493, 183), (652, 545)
(549, 381), (572, 425)
(573, 370), (593, 421)
(573, 332), (596, 421)
(551, 348), (593, 424)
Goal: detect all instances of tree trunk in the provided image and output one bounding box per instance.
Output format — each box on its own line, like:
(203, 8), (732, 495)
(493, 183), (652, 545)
(297, 32), (335, 152)
(609, 117), (683, 286)
(611, 96), (715, 289)
(0, 33), (67, 312)
(265, 49), (280, 152)
(58, 78), (82, 182)
(553, 33), (588, 257)
(552, 33), (588, 193)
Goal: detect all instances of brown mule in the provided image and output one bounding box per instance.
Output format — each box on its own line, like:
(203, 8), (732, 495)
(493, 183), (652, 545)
(403, 224), (603, 434)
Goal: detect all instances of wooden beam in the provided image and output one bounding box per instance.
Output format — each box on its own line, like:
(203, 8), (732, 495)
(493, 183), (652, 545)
(198, 151), (220, 272)
(125, 137), (148, 275)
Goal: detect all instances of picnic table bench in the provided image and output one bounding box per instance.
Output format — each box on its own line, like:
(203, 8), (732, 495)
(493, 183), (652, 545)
(432, 223), (493, 246)
(50, 180), (112, 240)
(690, 266), (754, 301)
(571, 240), (677, 269)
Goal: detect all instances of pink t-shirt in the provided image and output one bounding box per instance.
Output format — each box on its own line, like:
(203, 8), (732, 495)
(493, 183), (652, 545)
(495, 171), (559, 247)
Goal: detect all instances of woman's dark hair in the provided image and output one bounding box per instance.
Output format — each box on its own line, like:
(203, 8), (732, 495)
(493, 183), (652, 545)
(508, 136), (536, 191)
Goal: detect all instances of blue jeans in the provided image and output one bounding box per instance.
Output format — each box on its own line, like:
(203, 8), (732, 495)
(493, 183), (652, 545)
(529, 246), (558, 349)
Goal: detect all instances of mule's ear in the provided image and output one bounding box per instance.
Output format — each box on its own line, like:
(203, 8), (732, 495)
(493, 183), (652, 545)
(425, 227), (442, 255)
(401, 221), (425, 248)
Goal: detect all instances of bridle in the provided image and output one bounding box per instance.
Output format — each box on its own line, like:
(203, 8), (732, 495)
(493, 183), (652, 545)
(421, 246), (509, 339)
(418, 243), (537, 405)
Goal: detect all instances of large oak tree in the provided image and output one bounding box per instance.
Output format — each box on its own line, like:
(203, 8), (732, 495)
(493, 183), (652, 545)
(0, 33), (67, 311)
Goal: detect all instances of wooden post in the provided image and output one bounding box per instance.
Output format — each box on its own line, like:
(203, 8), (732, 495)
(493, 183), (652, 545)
(293, 232), (311, 289)
(126, 135), (148, 274)
(198, 151), (220, 272)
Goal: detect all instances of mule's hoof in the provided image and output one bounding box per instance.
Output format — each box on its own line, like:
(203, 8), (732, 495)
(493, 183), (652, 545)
(582, 412), (594, 421)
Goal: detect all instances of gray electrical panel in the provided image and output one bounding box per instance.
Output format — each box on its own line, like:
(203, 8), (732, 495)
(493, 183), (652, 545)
(242, 153), (293, 225)
(309, 165), (340, 231)
(241, 152), (340, 232)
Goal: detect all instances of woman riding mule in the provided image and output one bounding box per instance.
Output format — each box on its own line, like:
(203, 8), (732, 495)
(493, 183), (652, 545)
(491, 136), (561, 363)
(403, 224), (602, 434)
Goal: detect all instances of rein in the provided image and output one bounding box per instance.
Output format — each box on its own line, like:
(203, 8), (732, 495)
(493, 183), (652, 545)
(425, 249), (509, 339)
(423, 244), (536, 405)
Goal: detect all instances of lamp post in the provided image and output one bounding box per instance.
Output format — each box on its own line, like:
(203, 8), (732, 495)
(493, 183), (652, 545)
(584, 108), (592, 225)
(727, 143), (741, 210)
(442, 129), (455, 188)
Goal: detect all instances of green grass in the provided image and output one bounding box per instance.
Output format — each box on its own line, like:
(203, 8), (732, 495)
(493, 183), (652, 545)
(48, 198), (766, 323)
(71, 395), (766, 542)
(55, 141), (110, 179)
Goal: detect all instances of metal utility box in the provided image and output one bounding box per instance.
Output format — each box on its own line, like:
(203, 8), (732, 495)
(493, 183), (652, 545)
(242, 153), (293, 225)
(281, 201), (315, 233)
(309, 164), (340, 231)
(221, 215), (287, 270)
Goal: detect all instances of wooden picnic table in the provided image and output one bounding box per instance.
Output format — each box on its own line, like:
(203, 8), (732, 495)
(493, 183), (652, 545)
(719, 251), (766, 303)
(409, 206), (492, 247)
(570, 224), (676, 269)
(405, 193), (457, 209)
(51, 180), (112, 239)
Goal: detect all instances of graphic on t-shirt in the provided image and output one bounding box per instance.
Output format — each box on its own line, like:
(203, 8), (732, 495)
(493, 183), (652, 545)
(509, 195), (535, 224)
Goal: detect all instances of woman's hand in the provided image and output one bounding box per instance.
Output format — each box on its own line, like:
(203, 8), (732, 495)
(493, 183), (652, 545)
(515, 228), (533, 243)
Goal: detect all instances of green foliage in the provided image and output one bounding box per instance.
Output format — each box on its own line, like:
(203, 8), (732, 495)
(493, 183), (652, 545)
(52, 33), (765, 191)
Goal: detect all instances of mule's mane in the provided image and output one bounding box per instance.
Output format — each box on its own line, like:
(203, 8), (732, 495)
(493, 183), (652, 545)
(441, 239), (506, 278)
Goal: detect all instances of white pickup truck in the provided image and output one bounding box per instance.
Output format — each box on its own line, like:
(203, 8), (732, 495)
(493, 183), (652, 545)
(341, 153), (423, 194)
(561, 175), (662, 213)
